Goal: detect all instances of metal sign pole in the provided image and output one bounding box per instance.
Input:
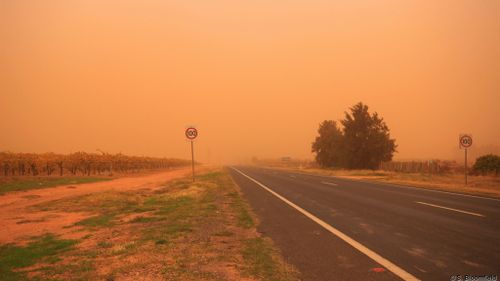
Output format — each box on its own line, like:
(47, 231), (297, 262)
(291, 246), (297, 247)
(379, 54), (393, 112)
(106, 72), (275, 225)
(465, 148), (467, 186)
(185, 126), (198, 182)
(191, 140), (195, 182)
(459, 134), (472, 186)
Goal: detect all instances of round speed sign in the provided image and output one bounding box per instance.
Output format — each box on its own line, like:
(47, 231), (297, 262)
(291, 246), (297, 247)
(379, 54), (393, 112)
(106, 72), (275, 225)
(185, 127), (198, 140)
(459, 134), (472, 148)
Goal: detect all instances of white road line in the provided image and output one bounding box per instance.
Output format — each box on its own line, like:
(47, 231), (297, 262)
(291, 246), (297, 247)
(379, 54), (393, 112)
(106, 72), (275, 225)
(321, 181), (338, 186)
(231, 167), (419, 281)
(415, 201), (485, 217)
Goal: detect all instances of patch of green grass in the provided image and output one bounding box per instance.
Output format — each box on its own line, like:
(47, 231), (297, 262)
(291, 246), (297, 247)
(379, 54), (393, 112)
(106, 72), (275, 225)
(0, 177), (111, 194)
(237, 206), (254, 229)
(0, 234), (78, 280)
(138, 195), (201, 243)
(75, 214), (115, 228)
(76, 249), (99, 259)
(97, 241), (113, 248)
(143, 197), (160, 206)
(155, 239), (168, 245)
(227, 191), (254, 229)
(197, 171), (223, 181)
(242, 237), (295, 281)
(130, 216), (163, 223)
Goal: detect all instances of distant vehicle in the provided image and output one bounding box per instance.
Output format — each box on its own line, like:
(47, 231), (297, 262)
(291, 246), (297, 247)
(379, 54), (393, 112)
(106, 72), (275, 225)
(281, 157), (292, 162)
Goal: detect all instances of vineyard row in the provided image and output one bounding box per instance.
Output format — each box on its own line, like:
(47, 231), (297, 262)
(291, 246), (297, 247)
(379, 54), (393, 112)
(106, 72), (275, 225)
(0, 152), (190, 176)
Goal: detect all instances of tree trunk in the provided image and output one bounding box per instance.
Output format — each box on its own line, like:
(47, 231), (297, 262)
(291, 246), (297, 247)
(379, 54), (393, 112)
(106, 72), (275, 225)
(30, 164), (38, 176)
(58, 162), (63, 176)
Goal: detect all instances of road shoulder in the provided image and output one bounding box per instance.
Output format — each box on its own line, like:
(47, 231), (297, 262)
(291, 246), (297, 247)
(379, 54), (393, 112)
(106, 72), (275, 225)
(0, 168), (299, 280)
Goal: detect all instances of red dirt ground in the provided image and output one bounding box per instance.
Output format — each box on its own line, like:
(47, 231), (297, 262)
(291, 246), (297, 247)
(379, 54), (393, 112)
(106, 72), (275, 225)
(0, 168), (192, 244)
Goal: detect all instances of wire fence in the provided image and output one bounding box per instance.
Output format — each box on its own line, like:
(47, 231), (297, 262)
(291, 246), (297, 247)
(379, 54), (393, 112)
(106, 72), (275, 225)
(379, 160), (463, 174)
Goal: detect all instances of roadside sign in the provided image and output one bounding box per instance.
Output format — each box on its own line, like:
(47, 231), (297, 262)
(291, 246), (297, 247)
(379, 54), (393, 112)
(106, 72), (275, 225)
(459, 134), (472, 186)
(185, 127), (198, 140)
(185, 127), (198, 182)
(459, 134), (472, 148)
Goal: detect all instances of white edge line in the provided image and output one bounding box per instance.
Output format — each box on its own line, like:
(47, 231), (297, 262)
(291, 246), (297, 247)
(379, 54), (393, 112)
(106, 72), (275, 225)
(231, 167), (420, 281)
(281, 169), (500, 202)
(415, 201), (485, 217)
(321, 181), (338, 186)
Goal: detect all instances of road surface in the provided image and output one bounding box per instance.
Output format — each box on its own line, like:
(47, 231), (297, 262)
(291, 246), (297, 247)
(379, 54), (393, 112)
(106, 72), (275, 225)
(229, 166), (500, 281)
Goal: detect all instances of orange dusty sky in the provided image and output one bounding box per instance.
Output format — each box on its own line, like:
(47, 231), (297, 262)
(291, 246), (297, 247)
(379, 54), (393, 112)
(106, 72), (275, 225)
(1, 0), (499, 163)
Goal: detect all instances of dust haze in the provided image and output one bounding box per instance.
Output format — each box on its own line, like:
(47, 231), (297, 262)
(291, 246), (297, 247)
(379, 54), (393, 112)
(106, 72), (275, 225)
(1, 1), (499, 164)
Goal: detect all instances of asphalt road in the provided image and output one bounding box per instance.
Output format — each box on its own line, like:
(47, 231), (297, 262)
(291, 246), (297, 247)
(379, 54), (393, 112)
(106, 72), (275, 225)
(229, 166), (500, 281)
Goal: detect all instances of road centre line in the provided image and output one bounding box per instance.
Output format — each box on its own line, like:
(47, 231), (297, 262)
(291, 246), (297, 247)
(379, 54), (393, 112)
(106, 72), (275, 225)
(415, 201), (485, 217)
(321, 181), (338, 186)
(231, 167), (419, 281)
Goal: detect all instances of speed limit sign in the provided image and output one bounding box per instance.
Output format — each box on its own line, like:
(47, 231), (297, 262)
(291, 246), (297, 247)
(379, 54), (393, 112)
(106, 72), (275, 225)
(185, 127), (198, 140)
(185, 127), (198, 182)
(459, 134), (472, 186)
(459, 134), (472, 148)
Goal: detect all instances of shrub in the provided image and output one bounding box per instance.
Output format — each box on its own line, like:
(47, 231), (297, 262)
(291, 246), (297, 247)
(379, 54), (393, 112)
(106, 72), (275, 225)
(472, 154), (500, 176)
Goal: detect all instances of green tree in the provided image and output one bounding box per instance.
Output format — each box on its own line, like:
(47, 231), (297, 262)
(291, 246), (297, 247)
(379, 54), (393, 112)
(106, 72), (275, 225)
(311, 102), (397, 169)
(311, 120), (345, 167)
(341, 102), (396, 169)
(472, 154), (500, 176)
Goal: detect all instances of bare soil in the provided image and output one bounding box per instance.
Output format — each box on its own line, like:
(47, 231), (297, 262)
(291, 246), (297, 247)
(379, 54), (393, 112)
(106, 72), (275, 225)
(0, 168), (192, 244)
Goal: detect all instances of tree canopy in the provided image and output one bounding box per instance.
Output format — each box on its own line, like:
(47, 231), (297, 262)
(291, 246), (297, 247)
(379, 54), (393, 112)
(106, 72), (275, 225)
(312, 102), (397, 169)
(472, 154), (500, 176)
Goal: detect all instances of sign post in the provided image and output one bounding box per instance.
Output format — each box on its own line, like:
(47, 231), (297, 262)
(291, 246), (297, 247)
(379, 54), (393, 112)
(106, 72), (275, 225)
(185, 127), (198, 182)
(459, 134), (472, 186)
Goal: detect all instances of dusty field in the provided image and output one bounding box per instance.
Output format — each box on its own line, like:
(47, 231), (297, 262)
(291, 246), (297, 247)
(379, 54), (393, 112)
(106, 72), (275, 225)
(0, 168), (194, 244)
(274, 167), (500, 199)
(0, 167), (297, 281)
